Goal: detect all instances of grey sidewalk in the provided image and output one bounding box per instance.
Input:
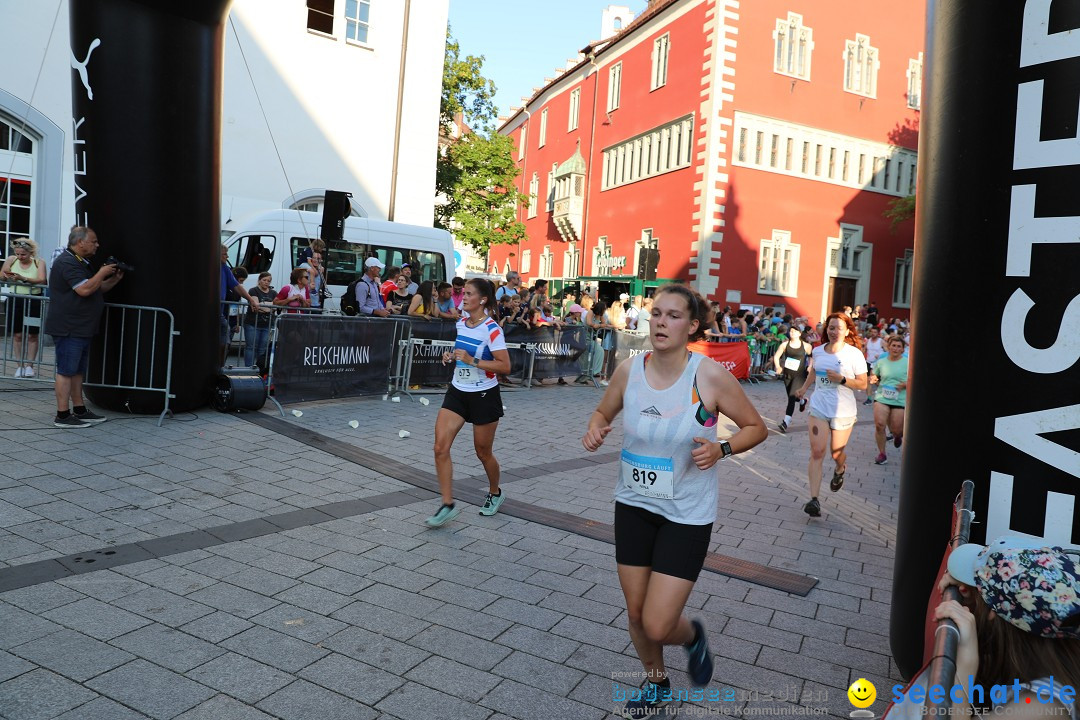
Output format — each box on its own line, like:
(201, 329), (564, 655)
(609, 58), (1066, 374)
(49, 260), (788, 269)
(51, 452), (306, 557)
(0, 376), (905, 719)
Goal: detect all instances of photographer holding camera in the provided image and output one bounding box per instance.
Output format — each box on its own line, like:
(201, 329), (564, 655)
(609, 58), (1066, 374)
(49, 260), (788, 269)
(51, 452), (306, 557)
(45, 226), (124, 428)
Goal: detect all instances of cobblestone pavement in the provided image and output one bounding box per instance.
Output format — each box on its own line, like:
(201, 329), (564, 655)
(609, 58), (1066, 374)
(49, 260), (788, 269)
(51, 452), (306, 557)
(0, 374), (905, 719)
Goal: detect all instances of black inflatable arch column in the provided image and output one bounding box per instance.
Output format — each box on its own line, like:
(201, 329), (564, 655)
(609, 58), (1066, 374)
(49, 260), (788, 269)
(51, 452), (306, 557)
(892, 0), (1080, 677)
(70, 0), (233, 412)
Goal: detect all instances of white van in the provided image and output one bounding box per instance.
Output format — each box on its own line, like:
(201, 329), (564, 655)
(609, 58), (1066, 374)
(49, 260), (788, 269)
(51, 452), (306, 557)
(221, 209), (454, 310)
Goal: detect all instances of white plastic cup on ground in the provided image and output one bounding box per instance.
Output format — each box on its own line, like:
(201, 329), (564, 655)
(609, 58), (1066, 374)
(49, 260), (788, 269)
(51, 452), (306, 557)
(291, 410), (303, 417)
(391, 397), (401, 403)
(398, 430), (410, 438)
(419, 397), (430, 406)
(348, 420), (359, 429)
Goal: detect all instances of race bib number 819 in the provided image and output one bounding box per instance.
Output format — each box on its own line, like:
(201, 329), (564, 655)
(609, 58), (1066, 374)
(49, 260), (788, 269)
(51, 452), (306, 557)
(621, 450), (675, 499)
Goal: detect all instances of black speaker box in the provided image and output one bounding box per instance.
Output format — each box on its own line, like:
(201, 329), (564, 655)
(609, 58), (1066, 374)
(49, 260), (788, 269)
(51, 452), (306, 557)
(320, 190), (353, 242)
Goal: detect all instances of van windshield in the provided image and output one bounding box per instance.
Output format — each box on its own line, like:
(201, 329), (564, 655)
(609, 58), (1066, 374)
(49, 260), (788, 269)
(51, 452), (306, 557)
(290, 237), (446, 286)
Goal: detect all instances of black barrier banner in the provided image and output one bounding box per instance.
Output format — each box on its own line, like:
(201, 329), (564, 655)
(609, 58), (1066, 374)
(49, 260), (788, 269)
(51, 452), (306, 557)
(891, 0), (1080, 677)
(407, 319), (457, 385)
(613, 331), (652, 366)
(503, 325), (589, 379)
(272, 317), (396, 403)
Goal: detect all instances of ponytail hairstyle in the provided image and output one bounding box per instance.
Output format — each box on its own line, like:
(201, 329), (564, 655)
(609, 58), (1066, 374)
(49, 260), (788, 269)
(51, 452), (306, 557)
(824, 311), (863, 350)
(653, 283), (713, 341)
(466, 278), (497, 317)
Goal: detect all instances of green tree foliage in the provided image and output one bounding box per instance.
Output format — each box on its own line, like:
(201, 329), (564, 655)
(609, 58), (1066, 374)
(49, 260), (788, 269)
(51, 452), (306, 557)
(436, 133), (527, 254)
(440, 28), (498, 135)
(884, 194), (916, 232)
(436, 28), (526, 254)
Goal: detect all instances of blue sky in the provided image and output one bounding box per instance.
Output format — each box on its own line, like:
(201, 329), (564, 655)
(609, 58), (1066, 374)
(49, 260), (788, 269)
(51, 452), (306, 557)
(447, 0), (648, 121)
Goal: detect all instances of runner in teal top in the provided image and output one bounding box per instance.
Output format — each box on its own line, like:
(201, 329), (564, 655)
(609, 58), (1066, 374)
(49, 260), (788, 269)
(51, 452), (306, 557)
(869, 335), (908, 465)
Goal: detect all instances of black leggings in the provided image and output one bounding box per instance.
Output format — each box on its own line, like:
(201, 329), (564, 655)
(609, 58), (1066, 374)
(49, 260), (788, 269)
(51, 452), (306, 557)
(782, 372), (804, 416)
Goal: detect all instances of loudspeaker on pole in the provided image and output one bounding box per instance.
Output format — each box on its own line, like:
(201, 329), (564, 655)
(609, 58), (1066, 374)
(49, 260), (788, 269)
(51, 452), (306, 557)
(320, 190), (352, 242)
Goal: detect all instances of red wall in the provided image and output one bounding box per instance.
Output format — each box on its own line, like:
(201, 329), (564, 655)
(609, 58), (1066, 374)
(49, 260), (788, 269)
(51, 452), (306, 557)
(492, 0), (923, 324)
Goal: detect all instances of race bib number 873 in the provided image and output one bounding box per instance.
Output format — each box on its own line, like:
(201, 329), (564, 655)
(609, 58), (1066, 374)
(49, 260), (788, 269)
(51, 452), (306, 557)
(621, 450), (675, 499)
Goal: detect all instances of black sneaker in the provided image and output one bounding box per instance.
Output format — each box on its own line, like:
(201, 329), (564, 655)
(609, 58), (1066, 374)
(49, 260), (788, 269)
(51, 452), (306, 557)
(894, 434), (903, 449)
(54, 415), (91, 429)
(621, 681), (672, 719)
(799, 398), (807, 412)
(778, 421), (788, 434)
(74, 409), (107, 424)
(803, 498), (821, 517)
(830, 467), (846, 492)
(685, 619), (714, 687)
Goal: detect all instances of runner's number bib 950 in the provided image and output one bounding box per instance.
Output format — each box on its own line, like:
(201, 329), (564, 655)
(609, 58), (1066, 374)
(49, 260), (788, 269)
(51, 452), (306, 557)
(620, 450), (675, 500)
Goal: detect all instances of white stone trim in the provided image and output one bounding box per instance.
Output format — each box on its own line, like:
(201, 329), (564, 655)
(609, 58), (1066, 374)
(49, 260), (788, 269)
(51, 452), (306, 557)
(733, 111), (917, 196)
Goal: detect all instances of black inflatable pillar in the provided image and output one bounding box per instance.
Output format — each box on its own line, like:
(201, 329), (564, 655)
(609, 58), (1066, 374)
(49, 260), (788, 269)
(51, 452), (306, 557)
(892, 0), (1080, 677)
(70, 0), (233, 412)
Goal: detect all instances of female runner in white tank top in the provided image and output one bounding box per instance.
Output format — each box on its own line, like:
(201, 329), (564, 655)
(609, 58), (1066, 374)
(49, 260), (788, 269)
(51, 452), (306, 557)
(793, 312), (868, 518)
(582, 284), (767, 718)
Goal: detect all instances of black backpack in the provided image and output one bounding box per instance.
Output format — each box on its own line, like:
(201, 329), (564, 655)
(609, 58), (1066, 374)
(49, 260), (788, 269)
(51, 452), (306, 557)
(341, 280), (360, 315)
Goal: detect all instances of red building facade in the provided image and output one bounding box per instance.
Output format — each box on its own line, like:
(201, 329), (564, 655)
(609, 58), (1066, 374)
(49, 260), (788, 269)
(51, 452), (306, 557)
(490, 0), (924, 323)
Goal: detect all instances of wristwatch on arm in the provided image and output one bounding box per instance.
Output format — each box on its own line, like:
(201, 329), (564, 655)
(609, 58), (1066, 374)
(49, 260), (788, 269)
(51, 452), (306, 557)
(719, 440), (733, 459)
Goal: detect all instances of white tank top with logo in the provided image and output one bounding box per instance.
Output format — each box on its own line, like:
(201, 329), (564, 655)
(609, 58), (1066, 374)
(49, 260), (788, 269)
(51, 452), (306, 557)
(615, 351), (719, 526)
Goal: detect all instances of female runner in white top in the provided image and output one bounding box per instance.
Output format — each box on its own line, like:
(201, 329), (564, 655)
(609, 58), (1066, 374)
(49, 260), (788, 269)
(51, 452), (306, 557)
(582, 284), (766, 716)
(793, 312), (868, 517)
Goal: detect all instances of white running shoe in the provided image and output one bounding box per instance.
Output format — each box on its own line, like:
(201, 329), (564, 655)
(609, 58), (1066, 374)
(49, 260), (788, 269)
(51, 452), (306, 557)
(22, 366), (34, 378)
(13, 367), (24, 378)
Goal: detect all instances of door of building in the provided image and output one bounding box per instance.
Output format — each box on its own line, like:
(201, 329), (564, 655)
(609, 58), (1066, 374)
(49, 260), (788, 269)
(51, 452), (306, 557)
(828, 277), (858, 313)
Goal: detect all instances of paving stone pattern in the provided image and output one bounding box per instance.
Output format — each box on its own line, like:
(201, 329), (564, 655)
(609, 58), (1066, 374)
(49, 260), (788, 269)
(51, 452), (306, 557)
(0, 378), (906, 718)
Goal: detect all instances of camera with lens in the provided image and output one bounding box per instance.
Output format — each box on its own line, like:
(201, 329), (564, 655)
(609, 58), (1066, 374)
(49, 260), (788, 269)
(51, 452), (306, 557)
(105, 256), (136, 273)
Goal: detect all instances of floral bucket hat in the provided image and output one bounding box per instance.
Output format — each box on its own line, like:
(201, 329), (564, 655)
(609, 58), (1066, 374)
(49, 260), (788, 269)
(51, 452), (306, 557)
(948, 535), (1080, 639)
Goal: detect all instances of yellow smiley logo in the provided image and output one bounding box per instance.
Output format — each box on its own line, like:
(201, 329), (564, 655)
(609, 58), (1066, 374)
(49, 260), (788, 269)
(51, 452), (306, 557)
(847, 678), (877, 709)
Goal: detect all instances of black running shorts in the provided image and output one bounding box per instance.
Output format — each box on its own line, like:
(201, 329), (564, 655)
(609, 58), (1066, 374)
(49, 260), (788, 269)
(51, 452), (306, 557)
(441, 384), (504, 426)
(614, 502), (713, 582)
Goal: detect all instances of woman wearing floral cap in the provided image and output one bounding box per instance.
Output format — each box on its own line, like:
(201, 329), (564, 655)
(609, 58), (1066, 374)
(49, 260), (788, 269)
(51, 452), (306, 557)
(936, 536), (1080, 717)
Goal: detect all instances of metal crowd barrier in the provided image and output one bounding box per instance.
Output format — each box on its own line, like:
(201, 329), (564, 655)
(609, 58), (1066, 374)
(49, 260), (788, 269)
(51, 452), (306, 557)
(926, 479), (976, 715)
(90, 303), (179, 426)
(1, 289), (50, 379)
(1, 291), (178, 425)
(221, 299), (338, 374)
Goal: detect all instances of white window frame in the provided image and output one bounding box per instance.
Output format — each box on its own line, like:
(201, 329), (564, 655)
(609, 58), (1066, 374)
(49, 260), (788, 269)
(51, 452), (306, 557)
(563, 243), (580, 278)
(521, 249), (532, 274)
(757, 230), (800, 297)
(538, 108), (548, 148)
(344, 0), (371, 45)
(527, 172), (539, 218)
(651, 33), (670, 91)
(592, 236), (608, 276)
(907, 53), (923, 110)
(893, 249), (913, 308)
(540, 246), (554, 278)
(731, 111), (916, 197)
(568, 88), (581, 132)
(601, 114), (694, 191)
(773, 12), (813, 80)
(546, 163), (557, 212)
(607, 62), (622, 112)
(843, 33), (879, 98)
(518, 126), (526, 160)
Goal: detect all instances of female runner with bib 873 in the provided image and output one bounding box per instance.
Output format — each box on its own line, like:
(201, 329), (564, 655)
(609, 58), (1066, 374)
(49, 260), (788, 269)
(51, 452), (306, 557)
(582, 284), (767, 719)
(425, 279), (512, 528)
